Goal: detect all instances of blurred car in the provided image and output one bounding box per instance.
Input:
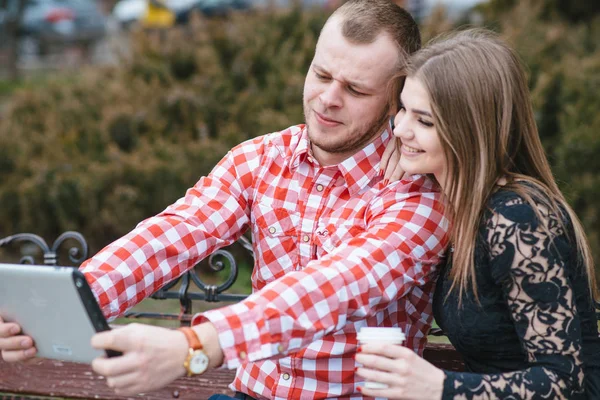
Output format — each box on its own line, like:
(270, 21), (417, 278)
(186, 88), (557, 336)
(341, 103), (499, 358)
(252, 0), (340, 10)
(0, 0), (107, 56)
(111, 0), (146, 28)
(112, 0), (194, 29)
(174, 0), (250, 24)
(111, 0), (333, 30)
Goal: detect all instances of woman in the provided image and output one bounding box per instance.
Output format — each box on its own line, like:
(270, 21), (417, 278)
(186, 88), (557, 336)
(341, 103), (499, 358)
(358, 29), (600, 399)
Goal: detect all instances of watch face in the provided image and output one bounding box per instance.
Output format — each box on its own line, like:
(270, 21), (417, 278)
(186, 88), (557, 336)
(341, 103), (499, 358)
(190, 350), (209, 374)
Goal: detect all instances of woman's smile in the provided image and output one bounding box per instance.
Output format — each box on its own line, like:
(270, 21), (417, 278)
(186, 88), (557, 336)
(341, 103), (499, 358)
(402, 144), (425, 154)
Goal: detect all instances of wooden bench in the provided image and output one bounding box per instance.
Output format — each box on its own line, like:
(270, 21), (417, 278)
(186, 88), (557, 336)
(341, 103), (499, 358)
(0, 231), (494, 399)
(0, 343), (463, 400)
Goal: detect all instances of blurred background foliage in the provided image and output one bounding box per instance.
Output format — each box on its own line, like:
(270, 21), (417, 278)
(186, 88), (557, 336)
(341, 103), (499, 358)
(0, 0), (598, 283)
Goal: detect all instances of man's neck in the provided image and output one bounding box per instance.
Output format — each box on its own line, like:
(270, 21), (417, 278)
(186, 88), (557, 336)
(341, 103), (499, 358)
(311, 145), (359, 167)
(310, 128), (388, 167)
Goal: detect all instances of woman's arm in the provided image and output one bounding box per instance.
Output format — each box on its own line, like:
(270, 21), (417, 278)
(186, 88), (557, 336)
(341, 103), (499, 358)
(442, 196), (585, 399)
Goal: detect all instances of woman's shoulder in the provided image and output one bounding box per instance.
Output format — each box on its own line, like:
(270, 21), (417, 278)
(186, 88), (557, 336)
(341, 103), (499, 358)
(482, 182), (575, 283)
(481, 181), (575, 260)
(485, 181), (559, 227)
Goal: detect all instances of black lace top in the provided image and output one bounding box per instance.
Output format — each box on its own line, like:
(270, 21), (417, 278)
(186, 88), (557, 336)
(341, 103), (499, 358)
(433, 187), (600, 399)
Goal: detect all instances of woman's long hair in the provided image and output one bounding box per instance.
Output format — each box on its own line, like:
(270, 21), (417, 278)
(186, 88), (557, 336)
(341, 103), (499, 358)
(408, 29), (598, 303)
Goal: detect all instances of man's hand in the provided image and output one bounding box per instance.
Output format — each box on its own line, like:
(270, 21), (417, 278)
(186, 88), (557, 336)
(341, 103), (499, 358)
(0, 316), (37, 362)
(380, 137), (405, 184)
(91, 322), (223, 396)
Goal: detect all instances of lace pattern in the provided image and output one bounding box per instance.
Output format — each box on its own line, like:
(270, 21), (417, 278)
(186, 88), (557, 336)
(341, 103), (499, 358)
(440, 192), (590, 399)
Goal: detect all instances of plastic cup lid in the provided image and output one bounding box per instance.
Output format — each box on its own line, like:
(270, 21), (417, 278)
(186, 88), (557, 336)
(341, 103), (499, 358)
(357, 327), (405, 342)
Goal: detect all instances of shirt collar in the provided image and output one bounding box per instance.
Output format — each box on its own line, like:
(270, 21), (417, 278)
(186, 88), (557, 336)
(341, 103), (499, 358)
(290, 120), (393, 196)
(289, 126), (311, 169)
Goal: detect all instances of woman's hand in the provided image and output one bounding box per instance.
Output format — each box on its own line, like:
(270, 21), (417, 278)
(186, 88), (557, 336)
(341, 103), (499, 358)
(380, 137), (405, 184)
(355, 344), (445, 400)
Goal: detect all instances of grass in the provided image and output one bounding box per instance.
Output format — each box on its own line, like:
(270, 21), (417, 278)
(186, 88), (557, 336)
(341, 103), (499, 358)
(0, 393), (72, 400)
(0, 74), (50, 97)
(0, 79), (22, 97)
(0, 70), (78, 102)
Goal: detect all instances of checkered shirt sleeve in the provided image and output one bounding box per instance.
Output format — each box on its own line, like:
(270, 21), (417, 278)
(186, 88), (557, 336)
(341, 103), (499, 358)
(80, 134), (267, 319)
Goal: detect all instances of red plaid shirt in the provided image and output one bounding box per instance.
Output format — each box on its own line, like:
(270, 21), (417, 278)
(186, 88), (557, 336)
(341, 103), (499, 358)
(81, 124), (450, 400)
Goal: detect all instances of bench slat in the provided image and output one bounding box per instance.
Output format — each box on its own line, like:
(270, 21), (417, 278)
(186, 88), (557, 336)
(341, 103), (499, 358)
(0, 343), (462, 399)
(0, 359), (235, 400)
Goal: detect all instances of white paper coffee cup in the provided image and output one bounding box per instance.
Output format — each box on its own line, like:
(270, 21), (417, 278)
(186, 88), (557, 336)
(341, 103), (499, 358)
(357, 327), (405, 389)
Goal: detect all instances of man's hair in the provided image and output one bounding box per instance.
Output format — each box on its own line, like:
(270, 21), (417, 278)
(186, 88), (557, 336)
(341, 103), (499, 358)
(331, 0), (421, 64)
(326, 0), (421, 109)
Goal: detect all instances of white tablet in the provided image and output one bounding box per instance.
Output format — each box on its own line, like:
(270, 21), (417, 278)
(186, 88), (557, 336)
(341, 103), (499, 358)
(0, 263), (121, 363)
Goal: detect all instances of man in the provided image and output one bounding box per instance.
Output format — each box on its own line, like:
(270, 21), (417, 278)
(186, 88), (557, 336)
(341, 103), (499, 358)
(0, 1), (449, 398)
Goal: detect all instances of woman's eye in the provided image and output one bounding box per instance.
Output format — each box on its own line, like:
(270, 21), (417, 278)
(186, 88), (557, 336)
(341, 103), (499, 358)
(419, 119), (434, 127)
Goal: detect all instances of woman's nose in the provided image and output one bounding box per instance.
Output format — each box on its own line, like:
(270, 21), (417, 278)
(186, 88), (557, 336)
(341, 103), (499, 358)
(393, 111), (412, 139)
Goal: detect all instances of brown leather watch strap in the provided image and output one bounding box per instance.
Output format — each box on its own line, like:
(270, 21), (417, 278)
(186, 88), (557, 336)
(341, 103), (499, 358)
(178, 327), (203, 350)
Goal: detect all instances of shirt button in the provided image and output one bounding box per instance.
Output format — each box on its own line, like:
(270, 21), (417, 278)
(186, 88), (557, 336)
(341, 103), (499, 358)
(277, 344), (284, 353)
(302, 234), (310, 242)
(239, 351), (247, 360)
(316, 184), (324, 192)
(282, 373), (290, 381)
(269, 227), (277, 234)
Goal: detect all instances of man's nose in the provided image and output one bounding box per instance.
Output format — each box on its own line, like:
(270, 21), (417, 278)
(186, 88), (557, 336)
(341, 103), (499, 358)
(319, 82), (343, 108)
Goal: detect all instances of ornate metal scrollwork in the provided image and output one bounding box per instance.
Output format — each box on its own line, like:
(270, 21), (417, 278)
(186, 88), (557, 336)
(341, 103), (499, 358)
(0, 231), (253, 324)
(0, 231), (88, 266)
(125, 235), (254, 322)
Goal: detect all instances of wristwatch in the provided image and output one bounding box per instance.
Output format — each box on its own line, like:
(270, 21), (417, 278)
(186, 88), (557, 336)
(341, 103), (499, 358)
(178, 327), (210, 376)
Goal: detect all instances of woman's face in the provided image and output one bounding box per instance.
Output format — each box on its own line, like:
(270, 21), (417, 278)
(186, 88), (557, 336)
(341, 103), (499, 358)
(393, 77), (446, 187)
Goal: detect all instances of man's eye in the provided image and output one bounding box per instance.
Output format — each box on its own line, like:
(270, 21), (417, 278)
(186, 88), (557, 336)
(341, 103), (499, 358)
(348, 87), (366, 96)
(315, 71), (329, 80)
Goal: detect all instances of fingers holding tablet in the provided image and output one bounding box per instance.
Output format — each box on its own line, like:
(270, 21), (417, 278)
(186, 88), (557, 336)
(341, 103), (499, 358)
(91, 323), (189, 396)
(0, 317), (37, 362)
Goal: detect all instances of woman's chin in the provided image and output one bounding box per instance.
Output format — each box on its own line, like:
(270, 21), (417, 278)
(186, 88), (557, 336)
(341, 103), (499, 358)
(399, 163), (422, 176)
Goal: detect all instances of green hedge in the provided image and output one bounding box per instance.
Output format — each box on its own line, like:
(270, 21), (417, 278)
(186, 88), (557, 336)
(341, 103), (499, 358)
(0, 2), (598, 282)
(477, 1), (600, 279)
(0, 8), (328, 252)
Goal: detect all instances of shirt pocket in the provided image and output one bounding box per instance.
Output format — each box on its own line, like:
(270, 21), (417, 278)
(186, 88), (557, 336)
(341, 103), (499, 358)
(313, 219), (366, 259)
(252, 203), (300, 283)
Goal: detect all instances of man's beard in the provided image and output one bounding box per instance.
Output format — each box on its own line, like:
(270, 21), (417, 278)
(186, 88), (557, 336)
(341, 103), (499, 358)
(305, 104), (391, 156)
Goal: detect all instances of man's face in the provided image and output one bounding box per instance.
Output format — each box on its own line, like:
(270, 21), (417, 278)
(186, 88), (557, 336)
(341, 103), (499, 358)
(303, 17), (399, 166)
